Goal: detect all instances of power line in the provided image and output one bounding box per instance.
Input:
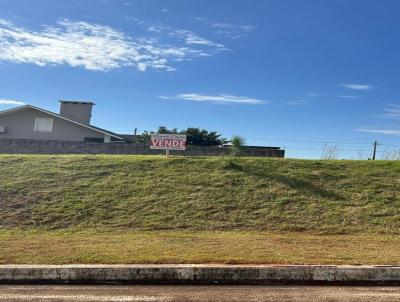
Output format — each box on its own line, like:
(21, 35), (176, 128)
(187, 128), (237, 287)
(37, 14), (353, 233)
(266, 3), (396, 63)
(248, 138), (375, 145)
(283, 147), (385, 153)
(109, 130), (399, 147)
(248, 138), (400, 151)
(380, 143), (400, 148)
(109, 130), (400, 151)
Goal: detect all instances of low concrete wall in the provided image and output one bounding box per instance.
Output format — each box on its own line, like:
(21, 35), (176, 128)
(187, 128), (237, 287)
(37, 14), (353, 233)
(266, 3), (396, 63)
(0, 265), (399, 285)
(0, 139), (285, 157)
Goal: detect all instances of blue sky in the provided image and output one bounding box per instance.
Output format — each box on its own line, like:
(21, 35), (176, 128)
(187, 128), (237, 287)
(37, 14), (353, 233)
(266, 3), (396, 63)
(0, 0), (399, 159)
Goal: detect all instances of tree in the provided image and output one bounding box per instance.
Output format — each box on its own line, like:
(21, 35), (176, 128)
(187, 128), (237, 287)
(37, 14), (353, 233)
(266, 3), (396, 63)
(185, 127), (227, 146)
(157, 126), (178, 134)
(230, 135), (246, 156)
(136, 126), (177, 143)
(135, 131), (151, 144)
(140, 126), (227, 146)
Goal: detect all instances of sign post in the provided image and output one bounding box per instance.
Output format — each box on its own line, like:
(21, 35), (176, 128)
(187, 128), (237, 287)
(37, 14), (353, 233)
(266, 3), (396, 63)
(150, 134), (187, 157)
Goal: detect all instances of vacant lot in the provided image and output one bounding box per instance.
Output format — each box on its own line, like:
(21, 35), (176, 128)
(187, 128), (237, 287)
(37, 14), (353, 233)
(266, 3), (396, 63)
(0, 155), (399, 264)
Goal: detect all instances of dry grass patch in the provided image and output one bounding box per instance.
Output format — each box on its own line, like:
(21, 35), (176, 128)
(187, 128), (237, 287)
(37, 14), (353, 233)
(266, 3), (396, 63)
(0, 230), (399, 265)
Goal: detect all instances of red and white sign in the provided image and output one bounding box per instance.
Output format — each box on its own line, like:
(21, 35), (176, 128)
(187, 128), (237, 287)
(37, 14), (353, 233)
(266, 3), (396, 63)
(150, 134), (187, 150)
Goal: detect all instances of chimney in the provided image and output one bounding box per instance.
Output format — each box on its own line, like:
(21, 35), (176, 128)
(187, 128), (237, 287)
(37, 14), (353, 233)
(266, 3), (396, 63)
(59, 100), (95, 125)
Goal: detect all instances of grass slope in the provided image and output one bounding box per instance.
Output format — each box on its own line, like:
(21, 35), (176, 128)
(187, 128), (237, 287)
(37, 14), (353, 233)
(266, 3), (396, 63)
(0, 155), (399, 233)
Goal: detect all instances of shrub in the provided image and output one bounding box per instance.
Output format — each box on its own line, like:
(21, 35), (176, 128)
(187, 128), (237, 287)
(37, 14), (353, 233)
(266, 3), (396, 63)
(230, 136), (246, 156)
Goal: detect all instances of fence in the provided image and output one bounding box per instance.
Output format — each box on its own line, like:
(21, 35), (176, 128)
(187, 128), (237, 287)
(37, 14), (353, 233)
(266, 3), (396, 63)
(0, 139), (285, 158)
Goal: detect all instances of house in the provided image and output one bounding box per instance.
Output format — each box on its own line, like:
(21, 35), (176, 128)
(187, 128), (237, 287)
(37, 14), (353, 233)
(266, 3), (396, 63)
(0, 101), (125, 142)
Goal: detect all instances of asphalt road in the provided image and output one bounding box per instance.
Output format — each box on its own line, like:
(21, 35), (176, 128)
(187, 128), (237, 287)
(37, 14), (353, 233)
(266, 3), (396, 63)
(0, 285), (400, 302)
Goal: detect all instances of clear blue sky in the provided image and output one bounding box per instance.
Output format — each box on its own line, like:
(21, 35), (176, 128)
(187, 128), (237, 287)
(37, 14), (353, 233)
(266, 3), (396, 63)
(0, 0), (399, 158)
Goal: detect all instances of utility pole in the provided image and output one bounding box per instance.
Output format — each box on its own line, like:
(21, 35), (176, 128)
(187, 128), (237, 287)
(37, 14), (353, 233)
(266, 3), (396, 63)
(132, 128), (138, 143)
(372, 140), (378, 160)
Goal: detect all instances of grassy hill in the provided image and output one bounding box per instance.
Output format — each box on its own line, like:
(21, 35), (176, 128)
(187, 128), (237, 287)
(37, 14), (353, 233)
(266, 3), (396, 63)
(1, 154), (399, 234)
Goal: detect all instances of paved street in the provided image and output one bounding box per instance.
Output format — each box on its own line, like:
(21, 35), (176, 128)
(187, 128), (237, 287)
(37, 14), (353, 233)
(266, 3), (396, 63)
(0, 285), (399, 302)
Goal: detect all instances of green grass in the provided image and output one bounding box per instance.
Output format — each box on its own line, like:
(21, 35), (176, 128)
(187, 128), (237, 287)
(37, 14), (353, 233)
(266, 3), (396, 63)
(0, 154), (399, 264)
(1, 154), (399, 233)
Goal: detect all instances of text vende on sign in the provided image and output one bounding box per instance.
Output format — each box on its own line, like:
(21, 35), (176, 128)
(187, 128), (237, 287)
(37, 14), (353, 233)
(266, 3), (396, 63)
(150, 134), (187, 151)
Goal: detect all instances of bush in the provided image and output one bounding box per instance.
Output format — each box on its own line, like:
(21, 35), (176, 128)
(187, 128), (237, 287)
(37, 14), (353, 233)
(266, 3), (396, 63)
(230, 136), (245, 156)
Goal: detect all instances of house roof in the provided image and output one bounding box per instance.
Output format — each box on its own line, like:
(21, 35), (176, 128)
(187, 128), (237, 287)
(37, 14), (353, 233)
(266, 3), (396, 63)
(0, 104), (125, 141)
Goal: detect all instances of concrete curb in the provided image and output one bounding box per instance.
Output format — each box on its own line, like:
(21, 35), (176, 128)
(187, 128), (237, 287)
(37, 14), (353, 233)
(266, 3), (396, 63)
(0, 265), (399, 285)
